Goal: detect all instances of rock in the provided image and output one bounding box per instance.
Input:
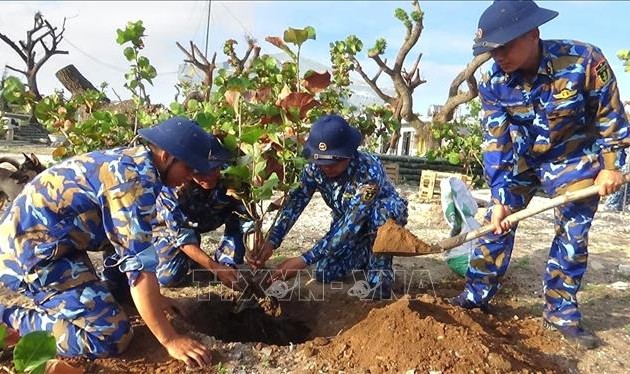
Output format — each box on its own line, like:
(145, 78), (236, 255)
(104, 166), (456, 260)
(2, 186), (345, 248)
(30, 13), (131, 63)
(607, 281), (629, 290)
(619, 264), (630, 276)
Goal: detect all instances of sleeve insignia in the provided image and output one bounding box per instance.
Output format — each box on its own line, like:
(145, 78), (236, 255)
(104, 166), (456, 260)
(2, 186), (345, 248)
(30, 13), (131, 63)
(361, 184), (377, 202)
(594, 60), (612, 86)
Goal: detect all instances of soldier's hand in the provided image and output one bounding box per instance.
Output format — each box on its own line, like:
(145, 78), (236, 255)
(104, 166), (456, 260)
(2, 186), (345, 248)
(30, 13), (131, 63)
(271, 256), (307, 281)
(247, 240), (275, 269)
(491, 204), (512, 235)
(595, 169), (624, 196)
(163, 335), (212, 367)
(212, 262), (241, 290)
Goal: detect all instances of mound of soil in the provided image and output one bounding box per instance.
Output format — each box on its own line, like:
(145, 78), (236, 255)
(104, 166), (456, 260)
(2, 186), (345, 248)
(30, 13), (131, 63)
(373, 219), (434, 256)
(308, 295), (563, 373)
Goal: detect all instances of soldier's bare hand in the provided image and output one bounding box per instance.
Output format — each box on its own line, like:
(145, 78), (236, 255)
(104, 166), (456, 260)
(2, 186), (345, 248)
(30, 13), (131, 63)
(271, 256), (307, 281)
(247, 240), (275, 269)
(491, 204), (512, 235)
(163, 335), (212, 367)
(595, 169), (624, 196)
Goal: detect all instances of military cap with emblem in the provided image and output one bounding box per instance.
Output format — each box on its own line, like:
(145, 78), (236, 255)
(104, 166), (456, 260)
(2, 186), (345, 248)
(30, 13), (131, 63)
(138, 116), (232, 174)
(473, 0), (558, 56)
(304, 114), (362, 165)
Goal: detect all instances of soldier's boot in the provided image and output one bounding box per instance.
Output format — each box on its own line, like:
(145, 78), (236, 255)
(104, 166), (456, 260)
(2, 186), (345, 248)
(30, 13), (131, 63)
(543, 320), (598, 350)
(447, 292), (491, 313)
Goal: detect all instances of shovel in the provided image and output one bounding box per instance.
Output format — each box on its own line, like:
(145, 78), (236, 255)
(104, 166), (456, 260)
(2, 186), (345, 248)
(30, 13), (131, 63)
(373, 174), (630, 256)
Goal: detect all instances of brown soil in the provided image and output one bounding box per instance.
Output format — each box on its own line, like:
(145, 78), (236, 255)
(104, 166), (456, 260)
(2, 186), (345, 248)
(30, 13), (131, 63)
(309, 295), (563, 373)
(372, 218), (434, 256)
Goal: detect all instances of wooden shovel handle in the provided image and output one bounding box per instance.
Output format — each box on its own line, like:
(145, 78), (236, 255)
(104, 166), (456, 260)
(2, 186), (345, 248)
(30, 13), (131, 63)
(434, 174), (630, 252)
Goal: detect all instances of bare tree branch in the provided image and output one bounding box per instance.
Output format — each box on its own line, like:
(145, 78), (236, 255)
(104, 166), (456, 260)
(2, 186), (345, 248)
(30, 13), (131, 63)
(434, 52), (491, 124)
(5, 65), (27, 75)
(352, 57), (394, 103)
(371, 55), (394, 75)
(176, 40), (218, 101)
(0, 33), (27, 61)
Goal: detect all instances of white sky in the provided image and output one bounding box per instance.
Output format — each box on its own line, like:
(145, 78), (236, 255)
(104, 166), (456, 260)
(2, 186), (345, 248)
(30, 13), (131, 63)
(1, 1), (629, 114)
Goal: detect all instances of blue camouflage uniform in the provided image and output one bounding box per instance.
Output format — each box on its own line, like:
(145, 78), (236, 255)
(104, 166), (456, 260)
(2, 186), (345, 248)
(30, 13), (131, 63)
(268, 151), (408, 289)
(0, 146), (162, 357)
(153, 183), (249, 286)
(462, 39), (629, 327)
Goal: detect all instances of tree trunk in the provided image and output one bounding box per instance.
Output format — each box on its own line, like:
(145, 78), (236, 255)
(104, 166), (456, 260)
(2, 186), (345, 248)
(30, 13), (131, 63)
(55, 64), (110, 102)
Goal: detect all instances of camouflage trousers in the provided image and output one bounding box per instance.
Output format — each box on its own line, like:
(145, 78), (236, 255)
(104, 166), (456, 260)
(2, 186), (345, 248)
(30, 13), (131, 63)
(460, 165), (600, 327)
(156, 214), (247, 287)
(0, 280), (132, 358)
(316, 196), (408, 289)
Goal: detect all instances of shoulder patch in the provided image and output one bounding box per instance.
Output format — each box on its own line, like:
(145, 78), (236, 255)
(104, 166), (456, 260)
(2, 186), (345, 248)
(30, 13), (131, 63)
(594, 60), (612, 86)
(361, 184), (378, 202)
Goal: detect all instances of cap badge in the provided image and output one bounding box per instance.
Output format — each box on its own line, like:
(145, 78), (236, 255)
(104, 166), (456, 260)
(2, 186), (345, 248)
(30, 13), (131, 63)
(318, 142), (327, 151)
(475, 28), (483, 41)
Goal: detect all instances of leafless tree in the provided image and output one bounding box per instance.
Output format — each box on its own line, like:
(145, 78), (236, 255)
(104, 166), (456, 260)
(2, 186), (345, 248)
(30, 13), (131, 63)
(350, 0), (429, 154)
(0, 12), (68, 100)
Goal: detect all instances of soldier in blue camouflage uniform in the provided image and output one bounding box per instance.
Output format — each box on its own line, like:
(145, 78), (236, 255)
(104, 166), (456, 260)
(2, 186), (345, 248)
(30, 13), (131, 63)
(152, 180), (250, 287)
(450, 0), (629, 349)
(0, 117), (223, 366)
(249, 115), (408, 299)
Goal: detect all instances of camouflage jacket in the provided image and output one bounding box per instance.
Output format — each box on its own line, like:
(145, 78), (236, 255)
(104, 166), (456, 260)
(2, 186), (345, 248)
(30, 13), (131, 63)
(0, 146), (161, 291)
(268, 151), (405, 265)
(480, 39), (629, 204)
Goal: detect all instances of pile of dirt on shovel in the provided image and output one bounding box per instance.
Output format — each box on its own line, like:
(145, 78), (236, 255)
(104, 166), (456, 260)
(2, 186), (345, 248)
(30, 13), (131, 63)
(372, 219), (433, 255)
(306, 296), (565, 373)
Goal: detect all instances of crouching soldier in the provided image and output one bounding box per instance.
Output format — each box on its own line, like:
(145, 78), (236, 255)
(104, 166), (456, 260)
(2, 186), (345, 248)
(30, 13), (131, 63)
(249, 114), (408, 299)
(102, 141), (248, 297)
(152, 178), (252, 288)
(0, 117), (220, 366)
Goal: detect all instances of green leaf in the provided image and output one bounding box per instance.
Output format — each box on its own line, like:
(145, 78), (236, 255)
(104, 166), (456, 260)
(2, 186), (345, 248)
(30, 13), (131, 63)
(169, 102), (185, 115)
(13, 331), (57, 374)
(223, 165), (250, 180)
(222, 134), (238, 151)
(123, 47), (136, 61)
(0, 324), (7, 349)
(447, 152), (461, 165)
(186, 99), (200, 111)
(254, 159), (267, 176)
(195, 112), (215, 127)
(241, 127), (265, 144)
(304, 26), (316, 40)
(283, 26), (316, 47)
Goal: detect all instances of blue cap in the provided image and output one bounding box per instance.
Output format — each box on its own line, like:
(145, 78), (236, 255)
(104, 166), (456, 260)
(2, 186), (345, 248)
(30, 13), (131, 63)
(138, 117), (231, 174)
(472, 0), (558, 56)
(304, 114), (362, 165)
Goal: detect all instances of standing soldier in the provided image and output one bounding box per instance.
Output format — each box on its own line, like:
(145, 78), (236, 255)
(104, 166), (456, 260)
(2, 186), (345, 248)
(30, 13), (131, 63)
(450, 0), (629, 350)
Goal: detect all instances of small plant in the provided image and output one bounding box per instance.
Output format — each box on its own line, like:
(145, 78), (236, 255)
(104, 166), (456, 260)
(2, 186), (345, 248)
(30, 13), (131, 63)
(0, 325), (57, 374)
(214, 362), (228, 374)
